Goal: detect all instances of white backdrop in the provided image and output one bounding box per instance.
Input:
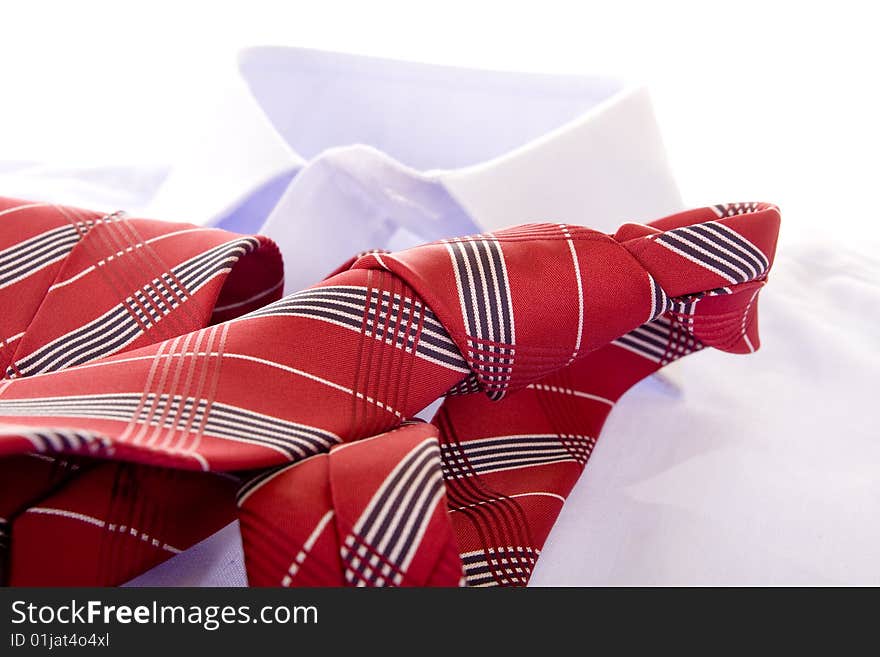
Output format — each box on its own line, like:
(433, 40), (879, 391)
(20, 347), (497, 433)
(2, 0), (878, 585)
(2, 0), (878, 239)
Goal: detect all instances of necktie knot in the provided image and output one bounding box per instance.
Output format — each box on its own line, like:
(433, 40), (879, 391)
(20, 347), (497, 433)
(349, 202), (780, 400)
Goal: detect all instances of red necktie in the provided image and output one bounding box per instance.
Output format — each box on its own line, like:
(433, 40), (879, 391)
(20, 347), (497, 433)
(0, 197), (780, 586)
(0, 198), (282, 584)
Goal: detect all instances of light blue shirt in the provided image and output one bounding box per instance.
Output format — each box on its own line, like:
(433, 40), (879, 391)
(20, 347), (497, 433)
(147, 47), (682, 293)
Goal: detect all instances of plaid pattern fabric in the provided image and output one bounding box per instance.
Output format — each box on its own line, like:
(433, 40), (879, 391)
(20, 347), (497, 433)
(0, 197), (781, 586)
(0, 198), (283, 584)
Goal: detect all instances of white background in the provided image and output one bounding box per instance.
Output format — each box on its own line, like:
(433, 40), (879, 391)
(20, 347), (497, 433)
(1, 0), (878, 239)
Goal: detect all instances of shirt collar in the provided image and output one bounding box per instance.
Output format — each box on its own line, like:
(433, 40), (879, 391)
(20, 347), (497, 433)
(146, 46), (682, 235)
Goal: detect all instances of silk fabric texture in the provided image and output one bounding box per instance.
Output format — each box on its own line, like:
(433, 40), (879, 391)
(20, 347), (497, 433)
(0, 197), (780, 586)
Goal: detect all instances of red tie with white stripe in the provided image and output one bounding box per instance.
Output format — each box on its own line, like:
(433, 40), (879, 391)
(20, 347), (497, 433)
(0, 198), (282, 584)
(0, 197), (780, 586)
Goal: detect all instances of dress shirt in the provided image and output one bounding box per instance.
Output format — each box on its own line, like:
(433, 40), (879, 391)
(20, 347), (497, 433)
(146, 47), (683, 293)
